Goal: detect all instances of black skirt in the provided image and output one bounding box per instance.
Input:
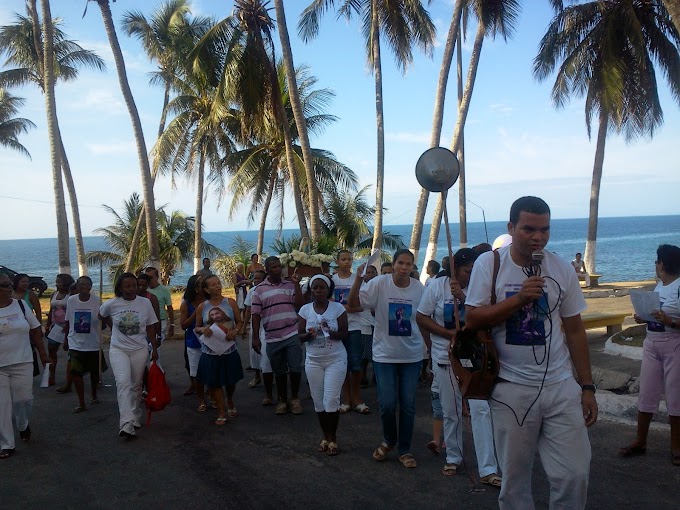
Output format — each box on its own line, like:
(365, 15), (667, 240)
(196, 350), (244, 387)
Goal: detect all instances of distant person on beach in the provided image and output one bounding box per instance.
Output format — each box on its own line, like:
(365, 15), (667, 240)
(620, 244), (680, 467)
(99, 273), (158, 438)
(298, 275), (348, 456)
(194, 276), (243, 425)
(145, 267), (174, 343)
(246, 254), (265, 280)
(572, 252), (591, 287)
(251, 257), (304, 415)
(196, 258), (212, 279)
(465, 196), (597, 509)
(0, 273), (48, 459)
(45, 274), (75, 390)
(349, 249), (425, 469)
(64, 277), (102, 414)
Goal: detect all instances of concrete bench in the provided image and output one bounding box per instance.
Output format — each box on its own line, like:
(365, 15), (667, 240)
(578, 274), (602, 287)
(582, 312), (628, 334)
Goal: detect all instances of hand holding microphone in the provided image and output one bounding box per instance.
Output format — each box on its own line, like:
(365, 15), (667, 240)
(519, 250), (545, 305)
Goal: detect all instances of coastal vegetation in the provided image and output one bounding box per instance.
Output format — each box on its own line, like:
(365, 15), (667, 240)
(0, 1), (678, 277)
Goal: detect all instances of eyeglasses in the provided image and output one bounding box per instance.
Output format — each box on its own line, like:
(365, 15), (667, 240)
(0, 282), (12, 288)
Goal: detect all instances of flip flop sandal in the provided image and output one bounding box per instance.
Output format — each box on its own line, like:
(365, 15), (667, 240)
(90, 398), (101, 405)
(318, 440), (329, 453)
(373, 442), (393, 461)
(19, 425), (31, 443)
(353, 403), (371, 414)
(481, 474), (502, 487)
(56, 386), (72, 394)
(399, 454), (417, 468)
(338, 404), (351, 414)
(214, 417), (228, 426)
(0, 448), (15, 459)
(261, 398), (274, 406)
(248, 378), (261, 388)
(73, 405), (87, 414)
(442, 464), (457, 476)
(183, 388), (195, 396)
(227, 407), (238, 418)
(427, 440), (440, 456)
(327, 442), (339, 456)
(619, 444), (646, 457)
(197, 403), (208, 412)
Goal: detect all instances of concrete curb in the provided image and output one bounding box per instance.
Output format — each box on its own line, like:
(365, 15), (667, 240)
(604, 338), (643, 360)
(597, 392), (669, 430)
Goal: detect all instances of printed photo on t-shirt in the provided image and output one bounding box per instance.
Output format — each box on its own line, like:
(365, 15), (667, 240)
(334, 288), (348, 305)
(118, 311), (141, 335)
(74, 311), (92, 334)
(388, 302), (412, 336)
(505, 292), (548, 346)
(443, 302), (454, 330)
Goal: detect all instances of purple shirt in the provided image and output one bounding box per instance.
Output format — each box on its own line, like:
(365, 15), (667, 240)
(251, 278), (298, 343)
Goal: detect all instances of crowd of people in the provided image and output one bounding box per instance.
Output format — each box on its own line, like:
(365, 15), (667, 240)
(1, 196), (678, 509)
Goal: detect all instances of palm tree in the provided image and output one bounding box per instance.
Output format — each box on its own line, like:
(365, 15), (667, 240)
(121, 1), (212, 274)
(86, 193), (221, 285)
(299, 0), (436, 251)
(0, 89), (35, 157)
(221, 64), (358, 257)
(0, 6), (106, 276)
(272, 0), (321, 242)
(534, 0), (680, 274)
(152, 63), (240, 274)
(421, 0), (520, 272)
(87, 0), (161, 271)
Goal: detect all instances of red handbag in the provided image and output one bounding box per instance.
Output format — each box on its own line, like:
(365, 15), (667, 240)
(145, 362), (171, 425)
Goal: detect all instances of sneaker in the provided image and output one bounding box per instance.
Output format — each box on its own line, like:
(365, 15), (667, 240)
(275, 402), (288, 415)
(289, 399), (303, 415)
(119, 423), (136, 437)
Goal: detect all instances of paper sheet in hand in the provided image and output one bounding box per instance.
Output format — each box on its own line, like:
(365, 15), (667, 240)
(630, 290), (660, 322)
(40, 363), (51, 388)
(362, 249), (381, 277)
(199, 323), (235, 356)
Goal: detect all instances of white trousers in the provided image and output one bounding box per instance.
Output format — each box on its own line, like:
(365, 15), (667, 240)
(490, 378), (591, 510)
(434, 364), (499, 476)
(109, 345), (148, 429)
(305, 353), (347, 412)
(248, 329), (262, 370)
(0, 362), (33, 450)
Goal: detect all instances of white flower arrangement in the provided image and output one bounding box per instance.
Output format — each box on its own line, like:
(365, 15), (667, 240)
(279, 250), (335, 268)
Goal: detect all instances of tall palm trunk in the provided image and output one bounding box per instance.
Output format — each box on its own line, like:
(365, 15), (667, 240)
(273, 0), (320, 243)
(59, 135), (87, 275)
(409, 0), (464, 259)
(370, 0), (385, 252)
(662, 1), (680, 36)
(193, 147), (206, 274)
(95, 0), (160, 270)
(126, 81), (171, 272)
(584, 111), (608, 275)
(258, 171), (277, 258)
(40, 0), (70, 274)
(422, 24), (484, 271)
(456, 29), (467, 249)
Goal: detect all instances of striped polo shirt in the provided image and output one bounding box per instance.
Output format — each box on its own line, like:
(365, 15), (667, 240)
(250, 278), (298, 343)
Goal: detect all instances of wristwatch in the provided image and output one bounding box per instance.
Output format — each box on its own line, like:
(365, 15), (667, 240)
(581, 384), (597, 393)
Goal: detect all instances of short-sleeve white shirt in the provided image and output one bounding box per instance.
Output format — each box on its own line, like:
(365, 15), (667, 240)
(66, 294), (102, 351)
(100, 296), (158, 351)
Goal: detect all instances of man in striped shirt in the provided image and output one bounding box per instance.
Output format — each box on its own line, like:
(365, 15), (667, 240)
(251, 257), (304, 415)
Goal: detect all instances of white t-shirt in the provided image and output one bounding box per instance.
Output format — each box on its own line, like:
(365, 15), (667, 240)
(244, 287), (265, 340)
(646, 277), (680, 336)
(417, 276), (456, 365)
(100, 296), (158, 351)
(358, 305), (374, 335)
(466, 246), (586, 386)
(298, 301), (347, 362)
(359, 274), (424, 363)
(332, 273), (361, 331)
(0, 299), (41, 367)
(66, 294), (102, 351)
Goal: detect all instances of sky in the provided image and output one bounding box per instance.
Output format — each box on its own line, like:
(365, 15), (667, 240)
(0, 0), (678, 241)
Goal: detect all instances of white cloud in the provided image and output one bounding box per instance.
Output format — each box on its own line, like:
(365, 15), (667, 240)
(86, 141), (135, 155)
(67, 88), (125, 116)
(489, 103), (514, 114)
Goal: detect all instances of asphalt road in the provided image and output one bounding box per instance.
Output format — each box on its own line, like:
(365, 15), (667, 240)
(2, 339), (678, 510)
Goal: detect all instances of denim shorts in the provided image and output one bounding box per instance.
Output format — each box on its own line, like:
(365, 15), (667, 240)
(266, 335), (303, 376)
(342, 330), (363, 373)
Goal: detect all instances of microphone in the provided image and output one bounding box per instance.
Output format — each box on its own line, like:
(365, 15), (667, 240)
(527, 250), (544, 277)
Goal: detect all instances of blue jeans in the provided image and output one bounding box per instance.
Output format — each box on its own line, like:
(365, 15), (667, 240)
(373, 361), (421, 455)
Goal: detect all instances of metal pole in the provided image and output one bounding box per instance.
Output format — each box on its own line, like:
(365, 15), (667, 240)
(467, 198), (489, 244)
(98, 258), (103, 387)
(441, 189), (460, 330)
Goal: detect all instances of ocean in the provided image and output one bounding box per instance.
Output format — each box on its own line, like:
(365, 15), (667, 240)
(1, 215), (678, 292)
